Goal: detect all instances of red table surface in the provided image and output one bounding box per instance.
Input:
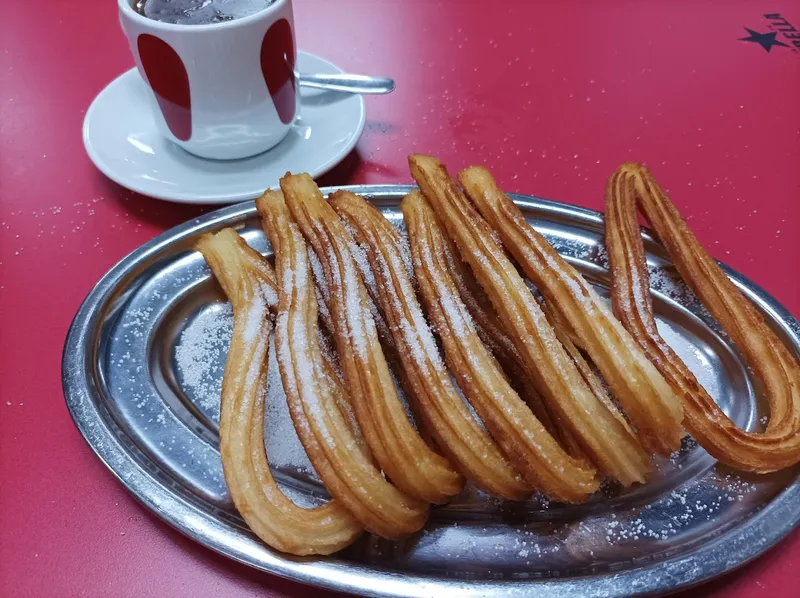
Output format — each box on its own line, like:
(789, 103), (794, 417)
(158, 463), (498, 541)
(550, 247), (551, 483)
(1, 0), (798, 596)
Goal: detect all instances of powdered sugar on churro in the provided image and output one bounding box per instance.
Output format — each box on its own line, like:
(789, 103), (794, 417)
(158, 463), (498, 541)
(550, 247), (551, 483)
(397, 231), (416, 282)
(439, 289), (474, 340)
(347, 211), (445, 373)
(260, 279), (278, 308)
(347, 238), (386, 329)
(242, 296), (269, 345)
(418, 239), (474, 341)
(346, 234), (378, 296)
(341, 252), (370, 359)
(275, 227), (339, 447)
(385, 251), (443, 371)
(320, 230), (371, 361)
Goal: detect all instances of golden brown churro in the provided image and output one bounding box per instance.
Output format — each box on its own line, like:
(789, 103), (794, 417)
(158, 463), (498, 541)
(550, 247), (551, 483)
(409, 154), (651, 486)
(257, 192), (429, 539)
(606, 163), (800, 472)
(435, 214), (588, 458)
(280, 173), (464, 503)
(330, 190), (532, 500)
(197, 229), (362, 555)
(459, 165), (684, 456)
(402, 191), (599, 502)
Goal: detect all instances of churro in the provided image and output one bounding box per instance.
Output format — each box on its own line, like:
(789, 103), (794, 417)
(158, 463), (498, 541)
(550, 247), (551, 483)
(606, 163), (800, 472)
(197, 229), (362, 555)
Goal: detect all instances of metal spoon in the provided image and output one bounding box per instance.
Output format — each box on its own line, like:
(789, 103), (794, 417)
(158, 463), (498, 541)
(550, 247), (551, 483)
(297, 72), (395, 95)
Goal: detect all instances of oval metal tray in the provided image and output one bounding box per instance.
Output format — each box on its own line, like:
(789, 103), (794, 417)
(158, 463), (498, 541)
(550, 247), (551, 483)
(63, 185), (800, 597)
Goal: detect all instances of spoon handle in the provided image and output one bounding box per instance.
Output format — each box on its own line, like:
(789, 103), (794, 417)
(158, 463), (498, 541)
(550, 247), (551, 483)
(297, 73), (395, 95)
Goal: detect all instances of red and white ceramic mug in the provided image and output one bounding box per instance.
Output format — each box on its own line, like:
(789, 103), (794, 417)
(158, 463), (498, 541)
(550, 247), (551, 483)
(118, 0), (297, 160)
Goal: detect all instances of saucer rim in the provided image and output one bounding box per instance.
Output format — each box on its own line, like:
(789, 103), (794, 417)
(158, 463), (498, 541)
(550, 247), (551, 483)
(82, 51), (367, 205)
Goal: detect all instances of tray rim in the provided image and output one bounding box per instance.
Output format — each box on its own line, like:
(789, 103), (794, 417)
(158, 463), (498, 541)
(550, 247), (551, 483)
(62, 184), (800, 598)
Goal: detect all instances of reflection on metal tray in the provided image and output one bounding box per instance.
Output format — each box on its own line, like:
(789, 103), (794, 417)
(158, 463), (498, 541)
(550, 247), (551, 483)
(63, 186), (800, 597)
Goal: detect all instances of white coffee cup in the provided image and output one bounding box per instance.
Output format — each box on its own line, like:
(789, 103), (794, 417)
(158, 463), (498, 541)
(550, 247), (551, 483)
(118, 0), (298, 160)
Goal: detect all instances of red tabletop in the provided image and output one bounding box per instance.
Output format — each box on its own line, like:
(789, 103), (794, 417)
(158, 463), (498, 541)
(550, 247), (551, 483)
(1, 1), (798, 596)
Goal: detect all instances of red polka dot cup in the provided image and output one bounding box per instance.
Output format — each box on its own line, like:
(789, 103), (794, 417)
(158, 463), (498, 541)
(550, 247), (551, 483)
(118, 0), (297, 160)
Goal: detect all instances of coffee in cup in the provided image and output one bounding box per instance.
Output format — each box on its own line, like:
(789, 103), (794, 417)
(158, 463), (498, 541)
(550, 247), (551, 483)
(134, 0), (275, 26)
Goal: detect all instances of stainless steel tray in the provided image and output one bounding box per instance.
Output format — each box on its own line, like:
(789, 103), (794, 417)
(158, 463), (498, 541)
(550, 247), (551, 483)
(63, 185), (800, 597)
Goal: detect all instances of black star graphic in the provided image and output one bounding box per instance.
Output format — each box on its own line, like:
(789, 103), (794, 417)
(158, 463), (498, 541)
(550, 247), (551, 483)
(739, 28), (790, 52)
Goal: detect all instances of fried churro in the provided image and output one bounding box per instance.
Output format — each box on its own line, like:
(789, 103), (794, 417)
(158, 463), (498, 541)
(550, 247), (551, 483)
(606, 163), (800, 472)
(197, 229), (362, 555)
(257, 192), (429, 539)
(459, 165), (684, 456)
(434, 212), (588, 458)
(402, 190), (599, 502)
(280, 173), (464, 504)
(409, 154), (650, 486)
(331, 190), (532, 500)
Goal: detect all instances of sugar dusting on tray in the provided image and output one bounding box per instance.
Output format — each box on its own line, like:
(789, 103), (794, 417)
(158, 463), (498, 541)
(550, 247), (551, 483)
(174, 303), (233, 416)
(264, 334), (315, 474)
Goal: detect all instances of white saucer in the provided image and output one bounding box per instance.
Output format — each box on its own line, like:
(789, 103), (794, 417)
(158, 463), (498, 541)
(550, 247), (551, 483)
(83, 52), (366, 204)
